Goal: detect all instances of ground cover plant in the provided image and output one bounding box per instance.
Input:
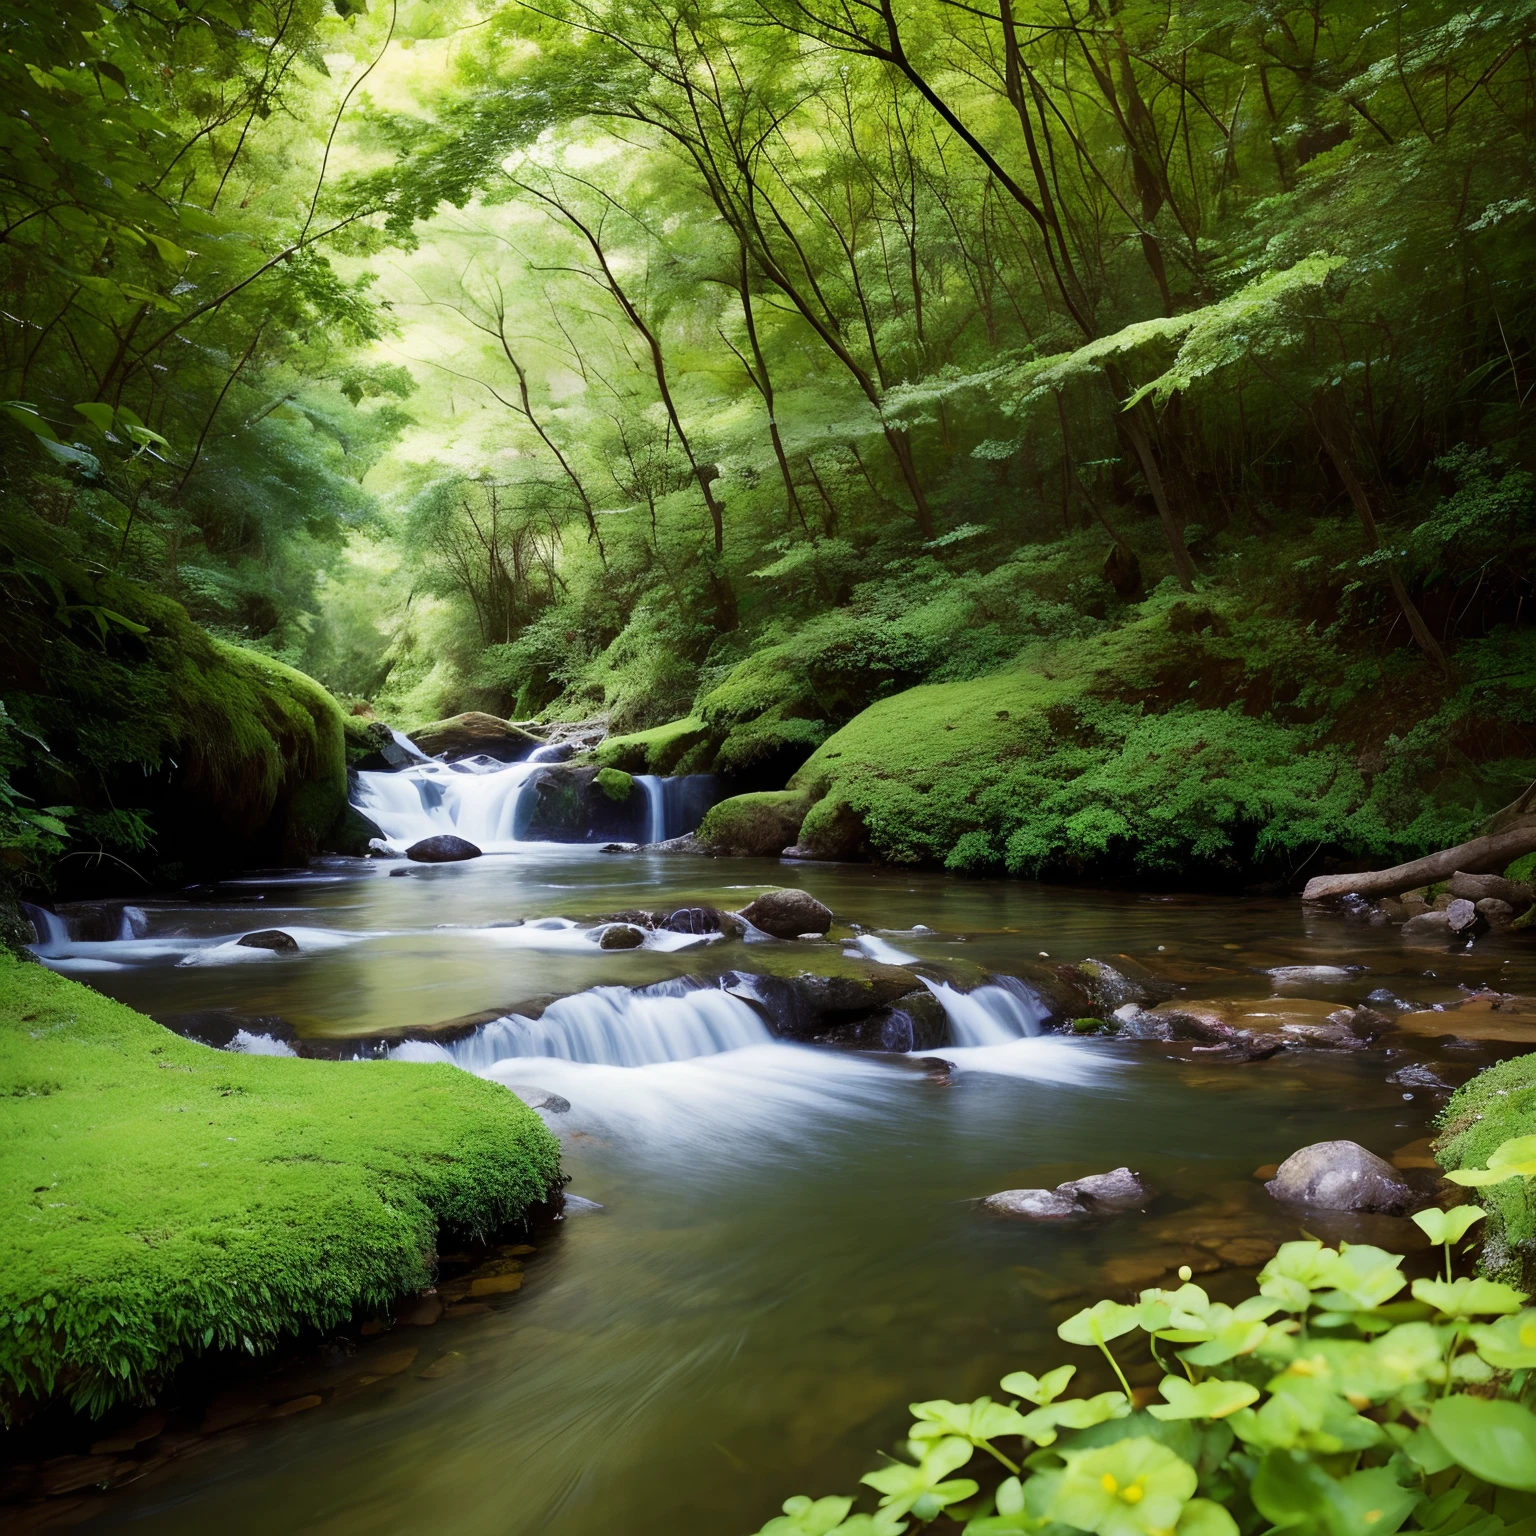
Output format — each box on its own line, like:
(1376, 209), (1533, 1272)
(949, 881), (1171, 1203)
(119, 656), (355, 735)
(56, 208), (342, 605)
(749, 1215), (1536, 1536)
(0, 954), (562, 1422)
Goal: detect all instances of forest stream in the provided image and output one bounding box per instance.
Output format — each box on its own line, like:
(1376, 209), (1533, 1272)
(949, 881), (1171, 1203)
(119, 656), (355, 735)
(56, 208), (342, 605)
(14, 762), (1532, 1536)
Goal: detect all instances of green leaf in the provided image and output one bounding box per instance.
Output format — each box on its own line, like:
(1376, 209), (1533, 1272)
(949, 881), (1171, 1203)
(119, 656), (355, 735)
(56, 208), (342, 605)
(1048, 1436), (1197, 1536)
(1058, 1300), (1140, 1347)
(1470, 1310), (1536, 1369)
(1147, 1376), (1259, 1422)
(1175, 1498), (1239, 1536)
(73, 402), (116, 433)
(909, 1397), (1031, 1445)
(861, 1438), (978, 1519)
(1445, 1135), (1536, 1186)
(1411, 1207), (1486, 1246)
(1429, 1398), (1536, 1491)
(1411, 1277), (1527, 1316)
(2, 401), (59, 440)
(1001, 1365), (1076, 1405)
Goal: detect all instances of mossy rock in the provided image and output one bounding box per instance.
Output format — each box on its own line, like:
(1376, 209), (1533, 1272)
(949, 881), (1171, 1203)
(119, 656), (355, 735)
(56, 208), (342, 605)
(593, 715), (714, 775)
(408, 712), (542, 763)
(595, 767), (634, 802)
(1437, 1052), (1536, 1291)
(519, 765), (646, 843)
(796, 794), (869, 860)
(0, 953), (561, 1422)
(697, 791), (809, 857)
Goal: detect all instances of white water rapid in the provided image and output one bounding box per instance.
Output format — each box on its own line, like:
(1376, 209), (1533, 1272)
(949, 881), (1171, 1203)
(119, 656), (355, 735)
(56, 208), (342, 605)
(352, 758), (543, 851)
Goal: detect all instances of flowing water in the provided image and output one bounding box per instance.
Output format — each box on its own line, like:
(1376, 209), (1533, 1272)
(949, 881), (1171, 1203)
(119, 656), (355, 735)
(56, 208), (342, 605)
(17, 761), (1536, 1536)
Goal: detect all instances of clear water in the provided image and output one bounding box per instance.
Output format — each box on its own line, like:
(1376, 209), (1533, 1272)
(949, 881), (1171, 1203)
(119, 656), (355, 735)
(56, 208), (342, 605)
(23, 845), (1536, 1536)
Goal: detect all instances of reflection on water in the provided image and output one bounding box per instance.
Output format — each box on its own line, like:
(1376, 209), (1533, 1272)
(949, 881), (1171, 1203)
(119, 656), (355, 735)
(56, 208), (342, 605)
(20, 852), (1536, 1536)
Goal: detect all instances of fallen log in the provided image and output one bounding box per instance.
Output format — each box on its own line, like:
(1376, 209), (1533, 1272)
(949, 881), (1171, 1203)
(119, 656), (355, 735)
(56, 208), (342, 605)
(1302, 819), (1536, 903)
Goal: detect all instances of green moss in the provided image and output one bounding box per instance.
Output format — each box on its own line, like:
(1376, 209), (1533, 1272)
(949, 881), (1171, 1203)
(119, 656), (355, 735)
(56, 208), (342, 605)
(0, 954), (562, 1421)
(1437, 1053), (1536, 1288)
(1506, 851), (1536, 885)
(595, 767), (634, 802)
(0, 510), (352, 883)
(787, 586), (1497, 878)
(697, 790), (809, 856)
(592, 715), (713, 774)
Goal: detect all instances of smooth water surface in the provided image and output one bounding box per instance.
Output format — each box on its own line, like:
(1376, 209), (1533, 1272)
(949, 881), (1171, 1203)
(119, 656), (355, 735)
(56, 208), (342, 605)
(24, 812), (1536, 1535)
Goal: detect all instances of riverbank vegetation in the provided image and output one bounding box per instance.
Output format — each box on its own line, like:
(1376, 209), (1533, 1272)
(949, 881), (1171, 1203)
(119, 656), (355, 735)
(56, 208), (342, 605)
(750, 1220), (1536, 1536)
(0, 952), (561, 1421)
(4, 0), (1536, 893)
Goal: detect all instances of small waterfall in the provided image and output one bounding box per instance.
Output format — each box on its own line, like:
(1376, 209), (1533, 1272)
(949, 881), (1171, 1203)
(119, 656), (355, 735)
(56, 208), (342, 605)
(853, 933), (920, 965)
(634, 773), (718, 843)
(352, 759), (541, 850)
(924, 977), (1046, 1045)
(393, 980), (770, 1069)
(636, 775), (666, 844)
(118, 906), (148, 939)
(528, 741), (572, 763)
(20, 901), (68, 952)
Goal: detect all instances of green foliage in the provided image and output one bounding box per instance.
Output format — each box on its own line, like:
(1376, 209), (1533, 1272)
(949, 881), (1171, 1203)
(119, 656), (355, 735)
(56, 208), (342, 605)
(751, 1233), (1536, 1536)
(1439, 1054), (1536, 1289)
(0, 952), (562, 1421)
(0, 509), (350, 888)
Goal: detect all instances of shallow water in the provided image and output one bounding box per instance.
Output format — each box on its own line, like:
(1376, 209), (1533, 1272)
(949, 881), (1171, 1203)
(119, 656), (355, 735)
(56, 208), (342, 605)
(22, 834), (1536, 1536)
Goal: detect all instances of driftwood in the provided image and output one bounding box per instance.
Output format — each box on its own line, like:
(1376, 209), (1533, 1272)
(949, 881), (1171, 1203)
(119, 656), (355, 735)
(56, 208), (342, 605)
(1303, 818), (1536, 902)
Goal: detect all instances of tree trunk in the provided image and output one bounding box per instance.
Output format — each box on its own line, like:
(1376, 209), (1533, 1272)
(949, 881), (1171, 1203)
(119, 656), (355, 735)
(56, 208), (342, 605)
(1302, 820), (1536, 901)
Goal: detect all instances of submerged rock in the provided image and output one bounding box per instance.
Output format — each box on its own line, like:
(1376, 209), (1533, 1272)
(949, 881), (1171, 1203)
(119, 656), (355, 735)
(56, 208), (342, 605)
(737, 887), (833, 938)
(1267, 965), (1355, 986)
(1265, 1140), (1416, 1214)
(406, 834), (482, 863)
(235, 929), (299, 953)
(505, 1085), (572, 1113)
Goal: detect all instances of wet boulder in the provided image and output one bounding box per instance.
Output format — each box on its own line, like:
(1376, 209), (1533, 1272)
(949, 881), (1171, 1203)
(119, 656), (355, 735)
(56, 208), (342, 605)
(409, 712), (544, 763)
(406, 835), (482, 863)
(520, 765), (646, 844)
(695, 791), (809, 857)
(235, 929), (299, 953)
(817, 988), (949, 1052)
(720, 966), (925, 1044)
(1265, 1140), (1416, 1214)
(1071, 959), (1148, 1012)
(505, 1085), (572, 1113)
(597, 923), (646, 950)
(1478, 897), (1517, 929)
(1057, 1167), (1151, 1213)
(662, 905), (743, 938)
(982, 1188), (1086, 1220)
(737, 887), (833, 938)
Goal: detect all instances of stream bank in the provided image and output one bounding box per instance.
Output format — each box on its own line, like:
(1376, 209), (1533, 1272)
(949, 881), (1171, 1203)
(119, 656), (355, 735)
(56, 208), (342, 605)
(7, 811), (1536, 1532)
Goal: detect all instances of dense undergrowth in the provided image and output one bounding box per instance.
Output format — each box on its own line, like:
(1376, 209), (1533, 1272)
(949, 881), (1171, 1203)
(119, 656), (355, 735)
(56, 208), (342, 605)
(0, 953), (562, 1422)
(0, 507), (358, 902)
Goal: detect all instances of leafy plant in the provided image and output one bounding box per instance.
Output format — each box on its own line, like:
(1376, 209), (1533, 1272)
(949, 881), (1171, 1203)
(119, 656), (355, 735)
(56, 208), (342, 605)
(752, 1233), (1536, 1536)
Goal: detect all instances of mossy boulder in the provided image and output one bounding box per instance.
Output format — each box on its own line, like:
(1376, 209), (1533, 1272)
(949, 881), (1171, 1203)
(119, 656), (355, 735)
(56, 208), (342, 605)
(593, 715), (714, 775)
(1437, 1052), (1536, 1289)
(0, 511), (356, 892)
(519, 765), (646, 843)
(794, 794), (870, 860)
(697, 791), (809, 857)
(408, 712), (542, 763)
(0, 952), (561, 1421)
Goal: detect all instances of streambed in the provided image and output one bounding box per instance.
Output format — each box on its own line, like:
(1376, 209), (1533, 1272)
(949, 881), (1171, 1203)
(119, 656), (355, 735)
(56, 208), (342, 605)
(17, 767), (1536, 1535)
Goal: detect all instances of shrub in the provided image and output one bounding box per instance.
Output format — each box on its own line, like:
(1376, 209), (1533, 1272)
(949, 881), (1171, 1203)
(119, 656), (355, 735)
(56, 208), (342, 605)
(751, 1229), (1536, 1535)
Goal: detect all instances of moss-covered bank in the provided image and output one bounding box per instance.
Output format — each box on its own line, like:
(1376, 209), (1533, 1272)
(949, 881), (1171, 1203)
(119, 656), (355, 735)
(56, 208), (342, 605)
(1, 509), (356, 895)
(1438, 1051), (1536, 1290)
(0, 955), (562, 1422)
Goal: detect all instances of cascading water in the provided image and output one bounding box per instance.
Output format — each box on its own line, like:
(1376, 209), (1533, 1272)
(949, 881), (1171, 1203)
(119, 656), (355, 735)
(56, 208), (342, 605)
(352, 758), (543, 851)
(19, 900), (68, 952)
(395, 979), (770, 1070)
(923, 976), (1046, 1044)
(633, 774), (717, 844)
